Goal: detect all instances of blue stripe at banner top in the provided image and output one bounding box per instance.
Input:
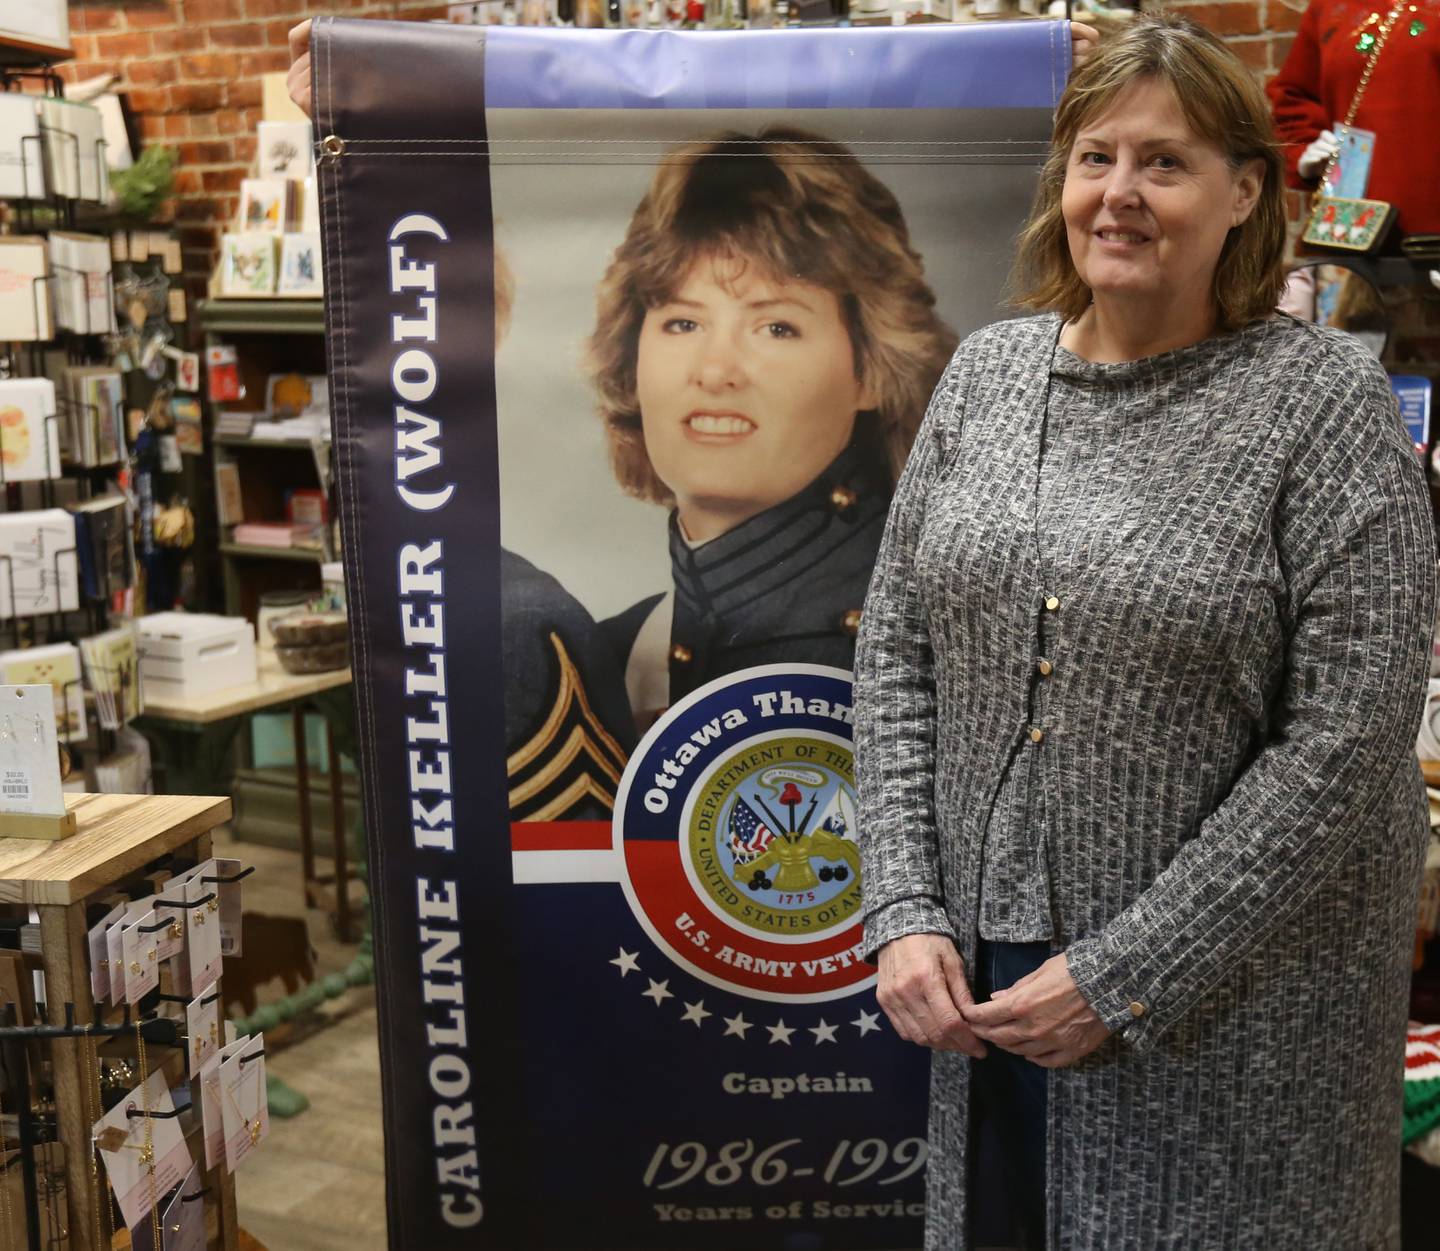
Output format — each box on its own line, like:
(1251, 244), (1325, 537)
(483, 22), (1070, 111)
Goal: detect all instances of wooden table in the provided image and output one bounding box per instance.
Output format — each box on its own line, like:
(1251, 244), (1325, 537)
(139, 667), (358, 942)
(0, 793), (238, 1251)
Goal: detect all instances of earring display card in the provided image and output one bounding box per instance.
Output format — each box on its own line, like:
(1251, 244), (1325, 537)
(186, 986), (220, 1072)
(108, 898), (152, 1005)
(0, 642), (87, 742)
(185, 875), (222, 997)
(154, 903), (185, 963)
(121, 910), (161, 1003)
(0, 94), (45, 200)
(93, 1068), (192, 1233)
(0, 236), (53, 340)
(218, 1033), (269, 1172)
(87, 901), (127, 1003)
(0, 509), (80, 619)
(0, 378), (61, 482)
(0, 684), (64, 816)
(199, 1037), (249, 1171)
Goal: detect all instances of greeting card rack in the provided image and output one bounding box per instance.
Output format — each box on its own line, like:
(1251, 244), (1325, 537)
(0, 793), (241, 1251)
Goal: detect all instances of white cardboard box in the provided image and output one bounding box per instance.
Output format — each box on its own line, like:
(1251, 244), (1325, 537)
(137, 613), (257, 700)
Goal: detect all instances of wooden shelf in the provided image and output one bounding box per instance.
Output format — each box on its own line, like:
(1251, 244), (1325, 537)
(199, 298), (326, 336)
(220, 542), (326, 562)
(0, 793), (230, 905)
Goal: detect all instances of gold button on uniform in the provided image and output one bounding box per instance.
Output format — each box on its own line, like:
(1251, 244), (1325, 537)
(670, 644), (693, 664)
(1129, 1001), (1147, 1018)
(840, 608), (863, 637)
(1038, 659), (1054, 676)
(830, 485), (858, 511)
(1028, 727), (1044, 744)
(1044, 595), (1060, 612)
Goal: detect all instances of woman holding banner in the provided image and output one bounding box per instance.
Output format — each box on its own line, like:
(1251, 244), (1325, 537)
(588, 127), (957, 729)
(857, 14), (1434, 1251)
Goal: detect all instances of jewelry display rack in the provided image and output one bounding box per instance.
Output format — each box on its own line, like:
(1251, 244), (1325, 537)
(0, 793), (241, 1251)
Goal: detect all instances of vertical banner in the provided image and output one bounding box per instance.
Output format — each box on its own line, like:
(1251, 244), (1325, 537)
(314, 19), (1066, 1250)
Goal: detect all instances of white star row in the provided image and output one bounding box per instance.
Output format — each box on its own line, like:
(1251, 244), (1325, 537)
(611, 947), (883, 1043)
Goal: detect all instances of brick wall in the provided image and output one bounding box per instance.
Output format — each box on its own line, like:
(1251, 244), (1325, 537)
(59, 0), (450, 287)
(56, 0), (1314, 287)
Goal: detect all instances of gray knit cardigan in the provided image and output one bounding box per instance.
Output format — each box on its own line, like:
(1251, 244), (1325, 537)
(855, 311), (1436, 1250)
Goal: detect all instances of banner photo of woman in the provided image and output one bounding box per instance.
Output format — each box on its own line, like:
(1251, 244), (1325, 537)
(312, 19), (1068, 1250)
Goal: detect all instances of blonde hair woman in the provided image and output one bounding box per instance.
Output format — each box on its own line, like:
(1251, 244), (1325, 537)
(589, 128), (957, 725)
(857, 15), (1434, 1250)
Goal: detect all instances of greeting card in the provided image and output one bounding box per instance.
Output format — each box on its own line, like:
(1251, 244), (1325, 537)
(238, 179), (291, 234)
(0, 509), (80, 619)
(278, 232), (323, 296)
(0, 94), (45, 200)
(256, 120), (313, 178)
(0, 642), (86, 740)
(0, 378), (61, 482)
(220, 233), (277, 296)
(0, 236), (53, 340)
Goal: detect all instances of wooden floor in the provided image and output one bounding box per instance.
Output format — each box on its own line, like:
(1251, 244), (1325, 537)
(214, 829), (388, 1250)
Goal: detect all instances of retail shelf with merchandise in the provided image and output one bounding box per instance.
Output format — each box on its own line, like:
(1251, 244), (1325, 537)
(198, 299), (326, 338)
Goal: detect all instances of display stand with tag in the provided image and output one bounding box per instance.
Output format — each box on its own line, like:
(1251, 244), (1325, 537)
(0, 792), (240, 1251)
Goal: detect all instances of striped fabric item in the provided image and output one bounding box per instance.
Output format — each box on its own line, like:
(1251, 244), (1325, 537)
(1405, 1023), (1440, 1145)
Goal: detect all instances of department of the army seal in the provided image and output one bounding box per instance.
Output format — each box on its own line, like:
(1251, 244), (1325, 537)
(613, 665), (874, 1004)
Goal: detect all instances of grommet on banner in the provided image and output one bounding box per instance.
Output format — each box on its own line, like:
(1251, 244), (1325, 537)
(320, 134), (346, 159)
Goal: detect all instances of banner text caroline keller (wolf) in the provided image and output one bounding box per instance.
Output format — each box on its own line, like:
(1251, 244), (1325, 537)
(387, 212), (483, 1228)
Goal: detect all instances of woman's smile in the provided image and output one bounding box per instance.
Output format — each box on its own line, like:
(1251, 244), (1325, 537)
(684, 409), (757, 441)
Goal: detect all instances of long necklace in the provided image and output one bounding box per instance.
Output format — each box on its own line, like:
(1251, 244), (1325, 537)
(82, 1030), (104, 1251)
(0, 1113), (15, 1251)
(134, 1025), (162, 1251)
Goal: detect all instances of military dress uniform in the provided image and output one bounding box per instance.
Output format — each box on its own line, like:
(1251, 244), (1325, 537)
(502, 548), (636, 821)
(604, 444), (890, 717)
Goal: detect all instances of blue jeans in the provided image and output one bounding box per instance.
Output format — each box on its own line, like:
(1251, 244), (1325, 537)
(968, 938), (1050, 1251)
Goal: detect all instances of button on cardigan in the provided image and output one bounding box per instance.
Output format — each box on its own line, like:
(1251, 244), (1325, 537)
(855, 311), (1436, 1250)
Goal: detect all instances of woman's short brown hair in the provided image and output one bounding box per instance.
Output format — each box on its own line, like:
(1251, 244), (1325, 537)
(587, 128), (958, 505)
(1010, 13), (1287, 331)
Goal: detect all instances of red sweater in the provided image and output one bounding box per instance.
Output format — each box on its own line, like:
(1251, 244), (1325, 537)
(1267, 0), (1440, 235)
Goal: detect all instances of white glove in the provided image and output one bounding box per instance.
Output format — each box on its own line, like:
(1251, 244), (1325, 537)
(1298, 129), (1340, 180)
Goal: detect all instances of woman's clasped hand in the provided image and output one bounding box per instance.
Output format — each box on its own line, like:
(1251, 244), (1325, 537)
(877, 933), (1109, 1067)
